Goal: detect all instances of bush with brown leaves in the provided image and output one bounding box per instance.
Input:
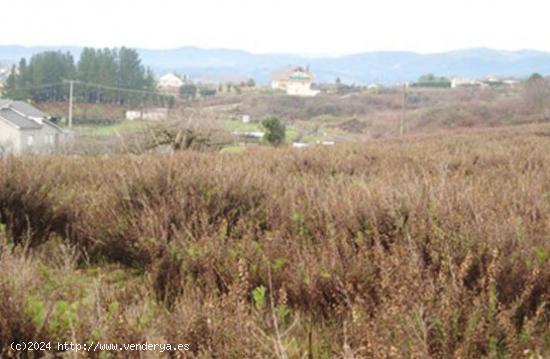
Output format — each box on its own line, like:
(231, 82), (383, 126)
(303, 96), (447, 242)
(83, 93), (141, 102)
(0, 124), (549, 358)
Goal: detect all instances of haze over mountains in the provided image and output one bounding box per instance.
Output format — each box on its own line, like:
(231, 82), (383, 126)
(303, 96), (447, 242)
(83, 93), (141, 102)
(1, 45), (550, 85)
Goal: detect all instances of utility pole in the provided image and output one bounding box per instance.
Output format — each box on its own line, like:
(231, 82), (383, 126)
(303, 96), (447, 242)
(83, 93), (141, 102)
(400, 82), (407, 137)
(68, 80), (74, 129)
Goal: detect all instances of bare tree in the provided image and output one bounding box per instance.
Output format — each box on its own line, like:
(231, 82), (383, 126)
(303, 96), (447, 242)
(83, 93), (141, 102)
(523, 73), (550, 112)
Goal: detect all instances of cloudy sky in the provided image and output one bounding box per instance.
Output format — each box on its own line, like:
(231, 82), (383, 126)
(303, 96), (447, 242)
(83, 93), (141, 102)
(1, 0), (548, 55)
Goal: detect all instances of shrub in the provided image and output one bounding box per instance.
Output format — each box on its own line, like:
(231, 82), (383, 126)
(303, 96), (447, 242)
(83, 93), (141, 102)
(262, 116), (286, 146)
(0, 125), (549, 357)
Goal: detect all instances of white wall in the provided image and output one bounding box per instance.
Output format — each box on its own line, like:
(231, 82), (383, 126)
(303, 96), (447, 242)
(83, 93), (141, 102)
(272, 80), (287, 90)
(286, 82), (319, 97)
(126, 111), (142, 120)
(18, 124), (61, 154)
(0, 121), (20, 154)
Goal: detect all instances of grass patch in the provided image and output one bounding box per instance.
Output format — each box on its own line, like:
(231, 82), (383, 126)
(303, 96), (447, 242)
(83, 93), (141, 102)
(75, 120), (150, 137)
(223, 119), (263, 132)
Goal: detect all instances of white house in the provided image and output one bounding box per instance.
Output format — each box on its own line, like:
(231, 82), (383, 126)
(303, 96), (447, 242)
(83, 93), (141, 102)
(0, 100), (64, 155)
(271, 67), (320, 97)
(157, 73), (185, 92)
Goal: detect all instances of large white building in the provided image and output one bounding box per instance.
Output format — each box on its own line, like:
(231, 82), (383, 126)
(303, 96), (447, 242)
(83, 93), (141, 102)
(157, 73), (186, 92)
(0, 100), (64, 154)
(271, 67), (320, 97)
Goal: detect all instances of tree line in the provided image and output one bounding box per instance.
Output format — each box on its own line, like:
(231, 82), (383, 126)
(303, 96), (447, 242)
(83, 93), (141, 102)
(3, 48), (166, 105)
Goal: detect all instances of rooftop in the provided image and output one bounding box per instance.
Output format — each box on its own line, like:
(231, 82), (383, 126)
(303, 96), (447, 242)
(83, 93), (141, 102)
(272, 67), (315, 82)
(0, 100), (52, 130)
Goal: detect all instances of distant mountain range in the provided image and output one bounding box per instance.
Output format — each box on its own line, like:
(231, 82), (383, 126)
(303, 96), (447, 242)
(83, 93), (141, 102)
(1, 45), (550, 85)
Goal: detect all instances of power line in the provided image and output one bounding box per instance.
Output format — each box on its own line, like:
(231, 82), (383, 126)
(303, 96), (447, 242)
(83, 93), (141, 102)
(5, 81), (67, 92)
(7, 79), (182, 101)
(4, 79), (184, 130)
(62, 79), (188, 108)
(63, 79), (184, 128)
(64, 79), (171, 98)
(4, 80), (166, 97)
(5, 79), (184, 116)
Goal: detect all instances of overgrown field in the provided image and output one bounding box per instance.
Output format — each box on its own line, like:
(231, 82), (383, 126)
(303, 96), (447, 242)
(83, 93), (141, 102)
(1, 124), (549, 358)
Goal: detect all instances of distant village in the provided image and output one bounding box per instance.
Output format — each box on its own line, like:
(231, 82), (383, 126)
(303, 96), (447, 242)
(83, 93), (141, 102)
(0, 53), (537, 155)
(152, 68), (525, 101)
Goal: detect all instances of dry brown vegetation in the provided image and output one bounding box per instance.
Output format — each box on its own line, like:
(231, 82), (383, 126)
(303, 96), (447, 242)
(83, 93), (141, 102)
(187, 84), (548, 142)
(1, 123), (550, 358)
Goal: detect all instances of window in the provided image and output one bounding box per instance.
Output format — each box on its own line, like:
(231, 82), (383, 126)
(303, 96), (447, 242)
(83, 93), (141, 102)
(27, 135), (34, 147)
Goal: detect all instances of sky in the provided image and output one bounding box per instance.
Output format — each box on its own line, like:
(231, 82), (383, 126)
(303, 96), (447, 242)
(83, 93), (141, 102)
(1, 0), (549, 55)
